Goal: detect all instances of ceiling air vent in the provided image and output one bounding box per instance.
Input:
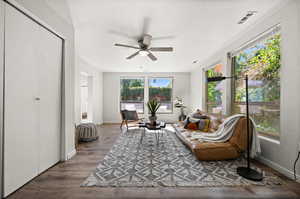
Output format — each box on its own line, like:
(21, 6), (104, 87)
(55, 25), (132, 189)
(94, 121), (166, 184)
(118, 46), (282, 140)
(238, 11), (257, 24)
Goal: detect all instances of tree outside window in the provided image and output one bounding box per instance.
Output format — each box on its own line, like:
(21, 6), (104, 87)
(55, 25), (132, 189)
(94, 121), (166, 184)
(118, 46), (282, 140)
(149, 78), (173, 113)
(206, 64), (223, 114)
(233, 33), (281, 137)
(120, 78), (144, 113)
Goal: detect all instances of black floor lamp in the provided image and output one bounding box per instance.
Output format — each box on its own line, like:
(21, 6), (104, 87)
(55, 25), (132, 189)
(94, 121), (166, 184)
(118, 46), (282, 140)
(207, 75), (263, 181)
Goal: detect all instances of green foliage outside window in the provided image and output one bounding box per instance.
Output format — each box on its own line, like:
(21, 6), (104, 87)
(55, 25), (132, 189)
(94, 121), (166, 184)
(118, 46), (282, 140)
(120, 78), (173, 113)
(149, 87), (172, 102)
(149, 78), (173, 113)
(120, 79), (144, 101)
(120, 79), (172, 102)
(206, 66), (223, 113)
(233, 33), (281, 136)
(207, 69), (222, 103)
(149, 78), (172, 102)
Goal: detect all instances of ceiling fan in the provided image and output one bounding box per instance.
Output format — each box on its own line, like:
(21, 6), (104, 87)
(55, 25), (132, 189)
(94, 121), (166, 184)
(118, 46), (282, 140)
(114, 34), (174, 61)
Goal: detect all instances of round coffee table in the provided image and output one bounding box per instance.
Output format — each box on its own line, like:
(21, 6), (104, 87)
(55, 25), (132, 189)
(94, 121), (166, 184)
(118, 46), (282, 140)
(139, 121), (166, 145)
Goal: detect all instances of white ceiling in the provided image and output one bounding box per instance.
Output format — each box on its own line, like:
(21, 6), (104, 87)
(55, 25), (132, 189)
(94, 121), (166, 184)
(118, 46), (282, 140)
(66, 0), (283, 72)
(44, 0), (73, 25)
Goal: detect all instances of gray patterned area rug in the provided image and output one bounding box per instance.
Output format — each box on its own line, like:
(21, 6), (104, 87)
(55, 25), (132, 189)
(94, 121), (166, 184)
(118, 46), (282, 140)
(82, 128), (282, 187)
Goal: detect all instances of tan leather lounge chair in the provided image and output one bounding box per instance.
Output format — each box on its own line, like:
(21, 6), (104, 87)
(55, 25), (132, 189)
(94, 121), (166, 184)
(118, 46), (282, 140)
(175, 117), (253, 161)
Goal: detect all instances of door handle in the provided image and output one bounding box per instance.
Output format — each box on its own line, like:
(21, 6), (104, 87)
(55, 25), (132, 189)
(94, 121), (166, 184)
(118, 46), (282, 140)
(35, 97), (41, 101)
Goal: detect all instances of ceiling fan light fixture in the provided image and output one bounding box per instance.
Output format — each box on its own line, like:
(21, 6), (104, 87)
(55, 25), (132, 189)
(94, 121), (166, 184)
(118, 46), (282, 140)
(139, 50), (149, 56)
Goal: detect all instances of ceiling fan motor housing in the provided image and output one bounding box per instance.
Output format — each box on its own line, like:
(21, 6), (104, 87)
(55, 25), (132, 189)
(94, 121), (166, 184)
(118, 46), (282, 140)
(138, 34), (152, 49)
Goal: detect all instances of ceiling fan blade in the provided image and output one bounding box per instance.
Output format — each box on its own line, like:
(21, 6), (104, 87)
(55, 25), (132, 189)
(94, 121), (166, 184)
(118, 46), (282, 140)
(126, 51), (140, 59)
(109, 30), (139, 41)
(147, 51), (157, 61)
(152, 36), (176, 41)
(142, 17), (151, 35)
(115, 43), (141, 50)
(149, 47), (173, 52)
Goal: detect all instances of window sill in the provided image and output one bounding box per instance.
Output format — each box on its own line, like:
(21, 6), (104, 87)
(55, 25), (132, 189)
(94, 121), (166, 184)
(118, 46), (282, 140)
(145, 111), (173, 115)
(258, 135), (280, 145)
(156, 112), (173, 115)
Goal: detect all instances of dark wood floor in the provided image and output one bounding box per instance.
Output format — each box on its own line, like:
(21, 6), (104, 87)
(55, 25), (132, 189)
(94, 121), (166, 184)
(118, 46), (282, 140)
(7, 124), (300, 199)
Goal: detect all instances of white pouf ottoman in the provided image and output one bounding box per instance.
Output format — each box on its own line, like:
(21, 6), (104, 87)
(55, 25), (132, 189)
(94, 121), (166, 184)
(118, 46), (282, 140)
(76, 123), (99, 142)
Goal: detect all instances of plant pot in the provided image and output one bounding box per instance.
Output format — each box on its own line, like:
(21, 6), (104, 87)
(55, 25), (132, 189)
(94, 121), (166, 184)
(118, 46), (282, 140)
(149, 115), (157, 126)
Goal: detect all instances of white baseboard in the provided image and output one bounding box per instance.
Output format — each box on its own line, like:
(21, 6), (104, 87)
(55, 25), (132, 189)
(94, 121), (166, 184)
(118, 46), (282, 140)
(257, 156), (300, 182)
(66, 149), (76, 160)
(103, 121), (120, 124)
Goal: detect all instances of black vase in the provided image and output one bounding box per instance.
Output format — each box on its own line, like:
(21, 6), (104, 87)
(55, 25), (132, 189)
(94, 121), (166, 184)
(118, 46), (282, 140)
(149, 115), (157, 125)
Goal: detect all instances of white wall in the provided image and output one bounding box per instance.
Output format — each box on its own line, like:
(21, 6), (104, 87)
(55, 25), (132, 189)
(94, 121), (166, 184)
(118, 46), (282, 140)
(44, 0), (74, 25)
(190, 0), (300, 179)
(8, 0), (76, 160)
(103, 72), (190, 123)
(74, 57), (103, 125)
(0, 2), (5, 197)
(190, 67), (205, 112)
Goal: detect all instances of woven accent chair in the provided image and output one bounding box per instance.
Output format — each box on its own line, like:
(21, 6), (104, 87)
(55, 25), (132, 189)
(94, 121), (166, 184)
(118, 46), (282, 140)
(120, 110), (143, 131)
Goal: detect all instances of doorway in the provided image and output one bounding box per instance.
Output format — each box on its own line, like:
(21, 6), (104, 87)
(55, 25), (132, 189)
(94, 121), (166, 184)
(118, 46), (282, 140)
(80, 73), (93, 122)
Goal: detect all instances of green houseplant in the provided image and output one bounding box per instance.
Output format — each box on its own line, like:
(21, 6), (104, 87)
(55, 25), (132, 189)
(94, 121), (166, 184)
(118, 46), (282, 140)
(147, 99), (161, 125)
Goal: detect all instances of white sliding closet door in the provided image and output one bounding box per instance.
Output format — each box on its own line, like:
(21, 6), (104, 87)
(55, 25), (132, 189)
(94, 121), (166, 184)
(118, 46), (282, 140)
(4, 5), (62, 197)
(37, 19), (62, 174)
(4, 5), (40, 196)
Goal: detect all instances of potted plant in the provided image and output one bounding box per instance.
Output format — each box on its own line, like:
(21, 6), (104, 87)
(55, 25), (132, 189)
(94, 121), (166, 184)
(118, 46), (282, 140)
(147, 99), (161, 125)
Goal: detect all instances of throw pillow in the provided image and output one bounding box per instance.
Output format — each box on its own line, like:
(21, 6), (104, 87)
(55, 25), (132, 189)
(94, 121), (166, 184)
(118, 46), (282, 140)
(198, 119), (211, 132)
(189, 117), (201, 123)
(191, 109), (207, 119)
(186, 122), (198, 130)
(192, 113), (209, 119)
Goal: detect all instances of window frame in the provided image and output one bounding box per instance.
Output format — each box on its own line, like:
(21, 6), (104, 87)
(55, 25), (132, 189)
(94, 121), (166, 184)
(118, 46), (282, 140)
(230, 27), (281, 139)
(119, 77), (145, 114)
(148, 77), (174, 114)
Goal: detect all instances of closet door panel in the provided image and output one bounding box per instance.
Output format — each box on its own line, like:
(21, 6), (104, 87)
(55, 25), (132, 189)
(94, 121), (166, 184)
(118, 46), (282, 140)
(37, 25), (62, 173)
(4, 5), (40, 196)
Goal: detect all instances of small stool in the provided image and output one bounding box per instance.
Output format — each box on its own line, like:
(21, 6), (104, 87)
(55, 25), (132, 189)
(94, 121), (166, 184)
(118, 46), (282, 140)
(76, 123), (99, 142)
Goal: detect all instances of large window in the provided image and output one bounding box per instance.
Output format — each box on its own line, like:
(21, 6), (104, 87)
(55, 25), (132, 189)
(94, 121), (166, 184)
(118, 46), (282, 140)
(149, 77), (173, 113)
(206, 64), (223, 114)
(233, 30), (281, 137)
(120, 78), (144, 113)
